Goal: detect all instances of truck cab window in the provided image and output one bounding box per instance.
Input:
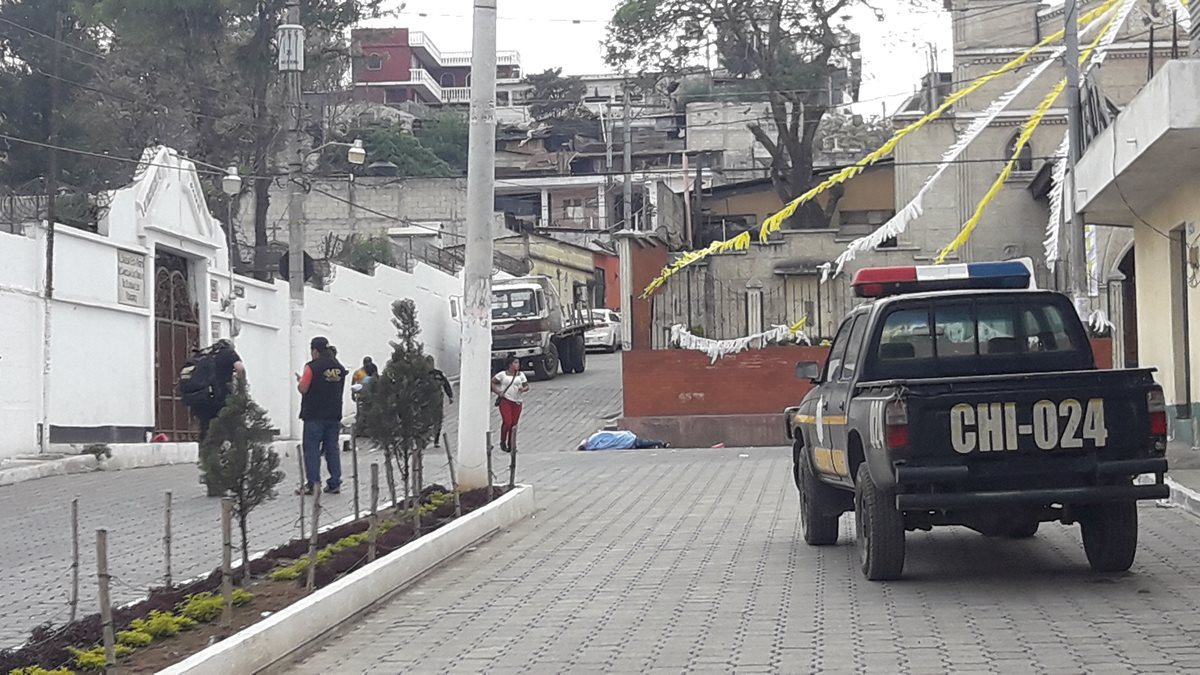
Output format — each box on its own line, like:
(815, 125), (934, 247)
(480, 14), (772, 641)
(1023, 304), (1075, 353)
(823, 317), (856, 381)
(838, 315), (869, 381)
(978, 303), (1017, 354)
(876, 308), (930, 361)
(934, 304), (975, 358)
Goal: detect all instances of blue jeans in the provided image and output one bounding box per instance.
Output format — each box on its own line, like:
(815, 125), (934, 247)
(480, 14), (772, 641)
(302, 419), (342, 490)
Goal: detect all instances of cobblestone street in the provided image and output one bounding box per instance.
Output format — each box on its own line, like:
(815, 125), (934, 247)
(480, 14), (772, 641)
(280, 351), (1200, 674)
(295, 447), (1200, 674)
(11, 350), (1200, 674)
(0, 354), (622, 647)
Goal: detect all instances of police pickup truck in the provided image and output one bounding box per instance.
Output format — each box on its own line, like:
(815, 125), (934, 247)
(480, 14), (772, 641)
(785, 260), (1169, 581)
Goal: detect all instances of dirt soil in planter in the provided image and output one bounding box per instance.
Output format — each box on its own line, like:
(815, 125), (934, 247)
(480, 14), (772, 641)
(0, 486), (509, 673)
(119, 579), (308, 673)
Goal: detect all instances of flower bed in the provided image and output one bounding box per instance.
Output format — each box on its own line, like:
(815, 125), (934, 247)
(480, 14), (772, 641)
(0, 487), (506, 674)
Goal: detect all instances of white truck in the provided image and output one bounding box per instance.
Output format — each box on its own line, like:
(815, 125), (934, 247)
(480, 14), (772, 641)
(491, 276), (592, 380)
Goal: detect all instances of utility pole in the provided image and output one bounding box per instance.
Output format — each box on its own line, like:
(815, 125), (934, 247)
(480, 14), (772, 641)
(622, 79), (634, 230)
(39, 8), (63, 453)
(279, 2), (307, 437)
(456, 0), (499, 490)
(605, 101), (614, 230)
(1063, 0), (1088, 313)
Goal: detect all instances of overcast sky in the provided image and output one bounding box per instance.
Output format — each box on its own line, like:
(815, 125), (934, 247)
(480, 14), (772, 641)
(364, 0), (953, 117)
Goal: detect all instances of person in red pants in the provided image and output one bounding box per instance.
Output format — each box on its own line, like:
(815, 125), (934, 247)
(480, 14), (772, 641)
(491, 354), (529, 453)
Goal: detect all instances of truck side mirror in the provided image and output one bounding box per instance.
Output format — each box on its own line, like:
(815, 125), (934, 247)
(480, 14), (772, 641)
(795, 361), (821, 382)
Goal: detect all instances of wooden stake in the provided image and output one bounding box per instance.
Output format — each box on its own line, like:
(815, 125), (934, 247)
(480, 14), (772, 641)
(351, 409), (361, 519)
(220, 498), (233, 628)
(410, 452), (420, 536)
(163, 491), (173, 588)
(508, 426), (518, 490)
(486, 430), (495, 503)
(95, 529), (115, 669)
(305, 490), (321, 592)
(368, 463), (379, 563)
(69, 498), (79, 623)
(444, 433), (462, 518)
(296, 444), (306, 540)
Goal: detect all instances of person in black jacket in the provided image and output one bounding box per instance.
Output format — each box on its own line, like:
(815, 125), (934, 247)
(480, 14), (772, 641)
(429, 357), (454, 447)
(296, 337), (348, 495)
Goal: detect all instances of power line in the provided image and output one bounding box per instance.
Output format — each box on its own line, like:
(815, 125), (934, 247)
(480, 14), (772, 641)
(0, 15), (106, 60)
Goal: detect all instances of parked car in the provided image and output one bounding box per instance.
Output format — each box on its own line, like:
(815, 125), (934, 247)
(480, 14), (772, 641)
(585, 309), (622, 352)
(785, 260), (1168, 580)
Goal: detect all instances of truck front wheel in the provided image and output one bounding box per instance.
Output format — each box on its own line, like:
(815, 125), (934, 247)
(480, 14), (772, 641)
(799, 450), (840, 546)
(1080, 501), (1138, 573)
(855, 464), (905, 581)
(533, 343), (559, 381)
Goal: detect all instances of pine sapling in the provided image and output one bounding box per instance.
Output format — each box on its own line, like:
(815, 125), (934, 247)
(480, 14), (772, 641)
(200, 378), (285, 576)
(358, 299), (443, 522)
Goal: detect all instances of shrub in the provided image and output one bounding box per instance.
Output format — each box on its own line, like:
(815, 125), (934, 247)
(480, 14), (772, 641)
(116, 629), (153, 648)
(177, 590), (253, 623)
(10, 668), (73, 675)
(129, 610), (195, 639)
(69, 644), (134, 671)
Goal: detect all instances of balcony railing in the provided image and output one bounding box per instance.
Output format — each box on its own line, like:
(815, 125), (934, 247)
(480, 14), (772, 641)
(410, 68), (443, 100)
(407, 31), (443, 64)
(444, 87), (470, 103)
(441, 50), (521, 67)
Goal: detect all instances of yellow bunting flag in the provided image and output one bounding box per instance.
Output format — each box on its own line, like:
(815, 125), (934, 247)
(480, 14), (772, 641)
(755, 0), (1121, 243)
(789, 316), (808, 334)
(935, 1), (1126, 264)
(637, 0), (1122, 299)
(640, 231), (751, 299)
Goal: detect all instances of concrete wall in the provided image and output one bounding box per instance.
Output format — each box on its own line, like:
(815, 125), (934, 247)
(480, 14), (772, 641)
(891, 0), (1173, 299)
(242, 177), (469, 256)
(493, 235), (595, 308)
(0, 147), (467, 459)
(1128, 183), (1200, 444)
(686, 101), (773, 177)
(622, 339), (1113, 448)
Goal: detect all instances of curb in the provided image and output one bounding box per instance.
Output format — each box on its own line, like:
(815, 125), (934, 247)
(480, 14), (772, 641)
(158, 484), (536, 675)
(1166, 477), (1200, 517)
(0, 441), (306, 488)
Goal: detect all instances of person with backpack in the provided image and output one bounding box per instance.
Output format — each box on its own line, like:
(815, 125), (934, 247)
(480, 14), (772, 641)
(297, 336), (348, 495)
(179, 339), (244, 443)
(179, 339), (244, 497)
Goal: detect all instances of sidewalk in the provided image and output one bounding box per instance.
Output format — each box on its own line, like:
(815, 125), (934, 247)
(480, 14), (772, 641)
(0, 353), (624, 647)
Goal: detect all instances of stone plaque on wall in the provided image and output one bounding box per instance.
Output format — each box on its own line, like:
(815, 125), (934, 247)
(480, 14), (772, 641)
(116, 249), (147, 307)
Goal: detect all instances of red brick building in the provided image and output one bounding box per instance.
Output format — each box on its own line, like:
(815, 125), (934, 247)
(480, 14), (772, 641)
(351, 28), (522, 106)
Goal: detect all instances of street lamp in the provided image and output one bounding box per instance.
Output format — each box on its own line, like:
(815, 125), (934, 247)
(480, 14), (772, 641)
(305, 139), (367, 166)
(221, 166), (242, 196)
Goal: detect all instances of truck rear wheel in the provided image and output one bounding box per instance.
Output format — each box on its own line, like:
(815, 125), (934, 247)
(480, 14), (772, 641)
(570, 336), (587, 373)
(533, 342), (559, 381)
(855, 463), (905, 581)
(799, 448), (840, 546)
(1081, 501), (1138, 573)
(1005, 519), (1040, 539)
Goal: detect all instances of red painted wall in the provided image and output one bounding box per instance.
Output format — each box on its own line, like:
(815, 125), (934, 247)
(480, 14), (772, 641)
(352, 29), (413, 84)
(628, 242), (668, 350)
(623, 347), (827, 418)
(593, 252), (621, 310)
(624, 338), (1114, 419)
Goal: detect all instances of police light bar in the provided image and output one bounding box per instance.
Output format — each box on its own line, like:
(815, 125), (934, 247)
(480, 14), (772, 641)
(851, 261), (1033, 298)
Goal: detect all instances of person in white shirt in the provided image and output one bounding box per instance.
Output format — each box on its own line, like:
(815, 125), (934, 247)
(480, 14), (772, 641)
(491, 354), (530, 453)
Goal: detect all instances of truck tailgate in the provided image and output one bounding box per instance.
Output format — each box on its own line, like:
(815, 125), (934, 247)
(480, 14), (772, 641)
(876, 369), (1158, 460)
